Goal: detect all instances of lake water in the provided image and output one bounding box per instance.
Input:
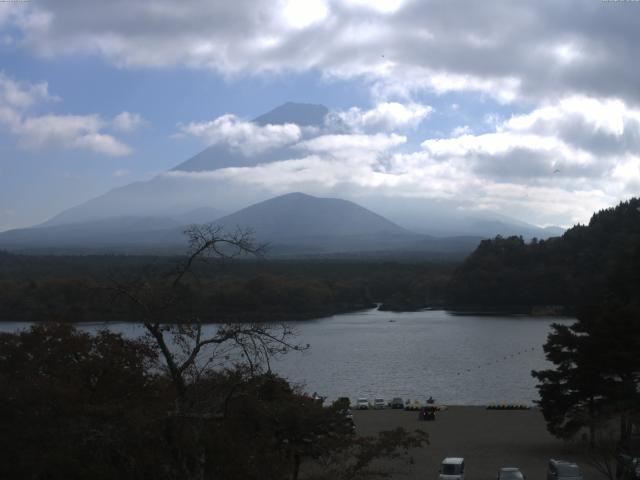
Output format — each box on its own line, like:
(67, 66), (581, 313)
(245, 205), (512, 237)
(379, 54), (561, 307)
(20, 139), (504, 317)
(0, 308), (573, 406)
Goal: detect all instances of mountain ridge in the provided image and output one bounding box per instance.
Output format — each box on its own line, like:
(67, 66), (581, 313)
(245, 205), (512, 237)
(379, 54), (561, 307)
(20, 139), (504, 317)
(13, 102), (564, 240)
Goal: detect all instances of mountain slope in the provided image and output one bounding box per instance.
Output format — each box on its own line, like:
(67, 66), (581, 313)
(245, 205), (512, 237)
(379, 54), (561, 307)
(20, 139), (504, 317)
(0, 216), (186, 250)
(0, 192), (487, 259)
(172, 102), (328, 172)
(253, 102), (328, 127)
(23, 101), (563, 240)
(214, 192), (408, 240)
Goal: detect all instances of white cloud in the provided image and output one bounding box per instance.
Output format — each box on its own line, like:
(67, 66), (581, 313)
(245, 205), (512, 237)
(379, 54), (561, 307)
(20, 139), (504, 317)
(178, 113), (302, 155)
(163, 95), (640, 227)
(342, 0), (405, 14)
(112, 111), (145, 133)
(451, 125), (472, 137)
(281, 0), (329, 29)
(420, 96), (640, 181)
(73, 132), (132, 156)
(503, 96), (640, 140)
(331, 102), (432, 132)
(0, 71), (55, 109)
(297, 133), (406, 153)
(0, 73), (132, 156)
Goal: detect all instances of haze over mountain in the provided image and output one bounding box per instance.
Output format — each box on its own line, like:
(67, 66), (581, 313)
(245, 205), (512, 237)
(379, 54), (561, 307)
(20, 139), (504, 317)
(0, 192), (484, 259)
(5, 102), (563, 245)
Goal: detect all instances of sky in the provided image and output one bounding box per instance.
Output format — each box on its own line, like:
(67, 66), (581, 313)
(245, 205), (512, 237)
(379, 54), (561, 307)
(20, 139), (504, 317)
(1, 0), (639, 231)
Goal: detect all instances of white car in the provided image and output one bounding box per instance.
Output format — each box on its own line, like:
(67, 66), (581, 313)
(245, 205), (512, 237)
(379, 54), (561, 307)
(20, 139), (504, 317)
(498, 467), (525, 480)
(373, 398), (386, 409)
(439, 457), (465, 480)
(356, 398), (369, 410)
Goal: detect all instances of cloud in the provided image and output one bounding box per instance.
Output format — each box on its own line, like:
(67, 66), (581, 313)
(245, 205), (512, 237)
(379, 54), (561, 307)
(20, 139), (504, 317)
(422, 95), (640, 178)
(178, 113), (302, 155)
(0, 73), (132, 156)
(451, 125), (472, 137)
(0, 71), (55, 108)
(330, 102), (432, 132)
(296, 133), (406, 153)
(112, 111), (145, 133)
(164, 95), (640, 227)
(282, 0), (329, 29)
(9, 1), (640, 105)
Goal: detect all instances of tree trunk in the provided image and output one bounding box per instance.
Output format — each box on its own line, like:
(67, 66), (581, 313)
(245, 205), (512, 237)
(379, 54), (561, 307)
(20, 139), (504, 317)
(292, 453), (301, 480)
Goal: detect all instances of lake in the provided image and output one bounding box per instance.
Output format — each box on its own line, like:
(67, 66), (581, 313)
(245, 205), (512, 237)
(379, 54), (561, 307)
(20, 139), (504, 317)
(0, 308), (572, 406)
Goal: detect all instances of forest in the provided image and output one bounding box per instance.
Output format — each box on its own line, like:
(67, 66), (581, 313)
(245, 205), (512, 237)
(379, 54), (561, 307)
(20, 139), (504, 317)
(1, 197), (639, 323)
(447, 198), (640, 313)
(0, 251), (453, 322)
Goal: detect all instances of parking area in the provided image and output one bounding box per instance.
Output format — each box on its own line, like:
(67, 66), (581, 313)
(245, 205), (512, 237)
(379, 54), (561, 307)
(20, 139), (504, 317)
(353, 406), (604, 480)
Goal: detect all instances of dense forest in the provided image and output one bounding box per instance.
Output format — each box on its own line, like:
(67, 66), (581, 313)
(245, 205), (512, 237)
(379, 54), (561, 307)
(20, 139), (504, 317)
(0, 252), (453, 322)
(2, 197), (638, 322)
(448, 197), (640, 312)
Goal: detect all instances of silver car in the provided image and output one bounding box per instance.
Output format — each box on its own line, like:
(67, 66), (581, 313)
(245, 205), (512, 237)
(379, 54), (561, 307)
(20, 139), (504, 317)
(547, 459), (583, 480)
(498, 467), (525, 480)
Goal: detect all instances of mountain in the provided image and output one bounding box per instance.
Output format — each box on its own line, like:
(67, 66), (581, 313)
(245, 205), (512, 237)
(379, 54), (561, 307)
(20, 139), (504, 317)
(215, 192), (408, 240)
(38, 102), (331, 227)
(172, 102), (328, 172)
(0, 216), (186, 251)
(360, 196), (564, 240)
(0, 192), (483, 259)
(18, 101), (563, 241)
(253, 102), (328, 127)
(171, 207), (224, 225)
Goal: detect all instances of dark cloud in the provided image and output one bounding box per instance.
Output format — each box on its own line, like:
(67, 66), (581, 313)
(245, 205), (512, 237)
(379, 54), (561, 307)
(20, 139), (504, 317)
(7, 0), (640, 104)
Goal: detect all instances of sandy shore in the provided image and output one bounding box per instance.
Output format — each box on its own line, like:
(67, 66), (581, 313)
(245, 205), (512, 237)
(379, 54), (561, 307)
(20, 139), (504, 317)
(353, 407), (603, 480)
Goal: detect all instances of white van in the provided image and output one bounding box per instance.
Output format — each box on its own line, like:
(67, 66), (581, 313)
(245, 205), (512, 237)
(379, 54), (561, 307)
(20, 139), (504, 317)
(439, 457), (465, 480)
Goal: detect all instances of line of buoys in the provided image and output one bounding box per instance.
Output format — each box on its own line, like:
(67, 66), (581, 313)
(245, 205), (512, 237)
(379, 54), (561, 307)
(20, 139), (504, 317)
(453, 346), (539, 376)
(486, 404), (531, 410)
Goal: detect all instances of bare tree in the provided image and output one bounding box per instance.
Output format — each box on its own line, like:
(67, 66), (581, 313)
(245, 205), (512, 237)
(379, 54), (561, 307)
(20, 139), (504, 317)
(111, 224), (306, 402)
(108, 225), (313, 479)
(580, 428), (620, 480)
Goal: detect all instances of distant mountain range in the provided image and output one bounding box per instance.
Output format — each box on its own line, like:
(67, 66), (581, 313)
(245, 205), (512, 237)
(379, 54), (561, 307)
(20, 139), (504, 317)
(1, 102), (564, 255)
(0, 193), (483, 258)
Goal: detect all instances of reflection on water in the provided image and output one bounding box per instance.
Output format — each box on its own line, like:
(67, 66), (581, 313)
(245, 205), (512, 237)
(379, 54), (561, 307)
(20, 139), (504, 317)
(0, 308), (572, 405)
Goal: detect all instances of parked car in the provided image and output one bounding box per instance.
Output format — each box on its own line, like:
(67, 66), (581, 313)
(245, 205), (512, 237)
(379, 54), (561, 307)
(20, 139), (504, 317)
(498, 467), (526, 480)
(391, 397), (404, 409)
(356, 398), (369, 410)
(439, 457), (465, 480)
(547, 459), (583, 480)
(419, 406), (436, 421)
(335, 396), (351, 409)
(373, 398), (386, 409)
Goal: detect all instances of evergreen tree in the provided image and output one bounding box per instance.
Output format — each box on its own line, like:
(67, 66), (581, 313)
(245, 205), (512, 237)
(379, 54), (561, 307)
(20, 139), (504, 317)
(532, 302), (640, 446)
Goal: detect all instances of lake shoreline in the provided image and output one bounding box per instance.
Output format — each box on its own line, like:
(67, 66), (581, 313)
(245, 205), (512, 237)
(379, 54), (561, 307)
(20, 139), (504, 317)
(0, 304), (575, 325)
